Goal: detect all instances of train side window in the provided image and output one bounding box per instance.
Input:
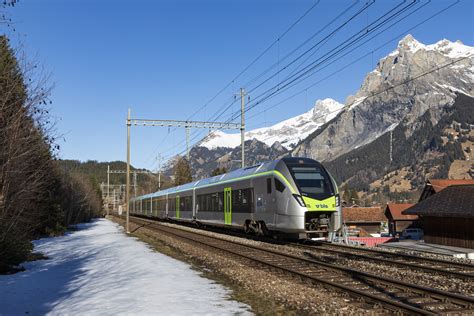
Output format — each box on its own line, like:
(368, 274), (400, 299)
(218, 192), (224, 211)
(266, 178), (272, 194)
(275, 178), (286, 192)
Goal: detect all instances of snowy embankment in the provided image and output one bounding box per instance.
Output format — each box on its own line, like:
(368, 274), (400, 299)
(0, 219), (251, 315)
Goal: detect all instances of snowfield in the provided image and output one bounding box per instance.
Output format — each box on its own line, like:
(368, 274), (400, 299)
(0, 219), (252, 315)
(199, 98), (344, 150)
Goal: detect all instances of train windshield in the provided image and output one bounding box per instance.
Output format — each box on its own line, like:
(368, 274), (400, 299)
(287, 165), (334, 200)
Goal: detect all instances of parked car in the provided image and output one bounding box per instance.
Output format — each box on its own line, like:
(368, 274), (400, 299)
(402, 228), (424, 240)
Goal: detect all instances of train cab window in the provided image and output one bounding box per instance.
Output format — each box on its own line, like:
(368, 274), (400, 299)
(287, 165), (334, 200)
(274, 178), (286, 192)
(266, 178), (272, 194)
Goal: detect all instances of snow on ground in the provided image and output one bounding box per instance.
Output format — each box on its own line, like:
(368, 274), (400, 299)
(0, 219), (252, 315)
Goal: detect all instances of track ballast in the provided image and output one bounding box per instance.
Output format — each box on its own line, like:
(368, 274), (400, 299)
(128, 216), (474, 315)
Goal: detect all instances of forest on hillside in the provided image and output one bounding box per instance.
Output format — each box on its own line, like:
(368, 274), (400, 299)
(58, 159), (169, 196)
(326, 94), (472, 193)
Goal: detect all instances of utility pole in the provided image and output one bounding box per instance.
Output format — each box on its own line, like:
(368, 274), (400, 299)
(126, 108), (131, 234)
(155, 154), (162, 190)
(389, 130), (393, 163)
(185, 125), (190, 161)
(107, 168), (150, 215)
(113, 188), (116, 212)
(240, 88), (246, 169)
(133, 171), (137, 197)
(107, 165), (110, 216)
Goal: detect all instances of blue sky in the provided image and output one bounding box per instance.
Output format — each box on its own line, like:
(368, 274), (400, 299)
(3, 0), (473, 170)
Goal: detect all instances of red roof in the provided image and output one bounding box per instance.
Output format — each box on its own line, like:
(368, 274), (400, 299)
(343, 207), (387, 222)
(385, 204), (417, 220)
(428, 179), (474, 192)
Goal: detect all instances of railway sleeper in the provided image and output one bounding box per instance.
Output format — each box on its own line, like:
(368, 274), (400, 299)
(418, 301), (454, 307)
(406, 296), (439, 303)
(442, 307), (474, 313)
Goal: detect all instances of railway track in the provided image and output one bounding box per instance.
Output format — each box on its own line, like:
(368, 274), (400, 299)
(128, 216), (474, 315)
(296, 242), (474, 280)
(134, 214), (474, 280)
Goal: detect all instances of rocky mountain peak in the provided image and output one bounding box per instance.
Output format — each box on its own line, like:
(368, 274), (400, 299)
(295, 35), (473, 165)
(346, 35), (473, 108)
(198, 98), (344, 151)
(312, 98), (345, 120)
(397, 34), (424, 53)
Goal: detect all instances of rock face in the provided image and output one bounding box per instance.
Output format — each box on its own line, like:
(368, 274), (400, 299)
(293, 35), (474, 162)
(165, 139), (288, 179)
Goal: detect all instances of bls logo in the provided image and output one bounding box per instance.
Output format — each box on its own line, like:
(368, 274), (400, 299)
(315, 204), (329, 209)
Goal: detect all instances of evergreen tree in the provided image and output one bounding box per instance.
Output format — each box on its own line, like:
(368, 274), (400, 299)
(0, 36), (102, 273)
(174, 157), (192, 185)
(0, 35), (58, 272)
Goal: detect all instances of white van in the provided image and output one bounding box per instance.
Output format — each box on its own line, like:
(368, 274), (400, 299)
(402, 228), (423, 240)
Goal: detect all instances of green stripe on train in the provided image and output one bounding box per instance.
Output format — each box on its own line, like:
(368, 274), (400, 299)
(131, 170), (298, 200)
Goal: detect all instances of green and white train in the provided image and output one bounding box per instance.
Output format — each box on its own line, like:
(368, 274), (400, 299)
(130, 157), (342, 240)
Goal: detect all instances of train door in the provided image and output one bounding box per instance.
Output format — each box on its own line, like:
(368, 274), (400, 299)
(192, 189), (196, 219)
(150, 198), (153, 217)
(224, 187), (232, 225)
(176, 195), (180, 219)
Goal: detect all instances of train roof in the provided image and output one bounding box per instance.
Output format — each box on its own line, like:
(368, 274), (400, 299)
(132, 157), (322, 201)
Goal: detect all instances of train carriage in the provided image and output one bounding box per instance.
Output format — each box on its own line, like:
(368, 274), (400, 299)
(130, 157), (342, 240)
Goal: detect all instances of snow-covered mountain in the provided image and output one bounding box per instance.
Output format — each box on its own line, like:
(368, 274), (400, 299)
(294, 35), (474, 190)
(199, 98), (344, 150)
(294, 35), (473, 162)
(167, 35), (473, 184)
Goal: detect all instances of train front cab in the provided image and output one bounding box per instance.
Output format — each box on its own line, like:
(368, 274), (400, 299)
(278, 158), (342, 240)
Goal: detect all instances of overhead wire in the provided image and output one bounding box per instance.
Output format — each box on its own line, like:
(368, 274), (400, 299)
(241, 0), (362, 89)
(240, 0), (433, 118)
(246, 0), (377, 95)
(159, 0), (459, 167)
(149, 0), (323, 166)
(191, 0), (459, 152)
(241, 0), (454, 122)
(243, 0), (421, 113)
(223, 56), (471, 150)
(185, 1), (373, 153)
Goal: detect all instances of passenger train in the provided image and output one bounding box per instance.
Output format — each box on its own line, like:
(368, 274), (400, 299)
(130, 157), (342, 240)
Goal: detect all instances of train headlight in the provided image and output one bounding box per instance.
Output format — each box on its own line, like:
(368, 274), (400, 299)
(335, 194), (340, 207)
(292, 194), (306, 207)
